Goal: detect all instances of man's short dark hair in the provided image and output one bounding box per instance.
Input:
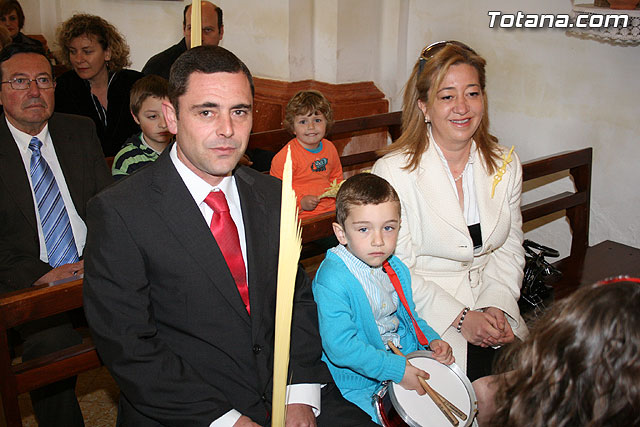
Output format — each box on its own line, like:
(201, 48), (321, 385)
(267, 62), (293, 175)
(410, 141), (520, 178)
(335, 173), (400, 226)
(0, 0), (25, 30)
(168, 45), (254, 115)
(183, 1), (223, 31)
(0, 43), (51, 83)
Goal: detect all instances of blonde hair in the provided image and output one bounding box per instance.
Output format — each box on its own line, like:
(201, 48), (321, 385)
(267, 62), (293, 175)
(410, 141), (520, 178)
(380, 42), (501, 173)
(56, 14), (131, 72)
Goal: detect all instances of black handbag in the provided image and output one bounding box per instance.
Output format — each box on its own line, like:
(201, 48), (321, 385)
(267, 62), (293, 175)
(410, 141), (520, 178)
(519, 240), (562, 318)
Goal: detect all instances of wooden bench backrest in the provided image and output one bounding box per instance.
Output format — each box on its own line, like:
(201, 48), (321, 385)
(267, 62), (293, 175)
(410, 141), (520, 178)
(520, 148), (592, 257)
(0, 279), (101, 426)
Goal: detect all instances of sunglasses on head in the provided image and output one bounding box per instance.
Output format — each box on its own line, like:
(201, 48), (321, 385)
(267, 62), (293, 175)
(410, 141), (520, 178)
(418, 40), (477, 74)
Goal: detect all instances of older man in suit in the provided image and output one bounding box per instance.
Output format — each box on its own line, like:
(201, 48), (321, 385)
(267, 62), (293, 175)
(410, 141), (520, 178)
(0, 43), (112, 426)
(84, 46), (374, 426)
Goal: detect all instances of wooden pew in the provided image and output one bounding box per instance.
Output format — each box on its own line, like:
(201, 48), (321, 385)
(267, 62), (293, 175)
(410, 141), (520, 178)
(0, 278), (101, 427)
(521, 148), (640, 298)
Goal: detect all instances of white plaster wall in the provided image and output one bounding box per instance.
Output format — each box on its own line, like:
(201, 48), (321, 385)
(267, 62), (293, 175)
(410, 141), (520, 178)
(313, 0), (338, 83)
(220, 0), (290, 80)
(335, 0), (381, 83)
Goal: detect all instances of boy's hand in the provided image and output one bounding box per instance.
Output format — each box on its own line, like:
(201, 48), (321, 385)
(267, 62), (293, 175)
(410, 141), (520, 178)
(429, 339), (454, 365)
(300, 195), (320, 211)
(398, 361), (429, 395)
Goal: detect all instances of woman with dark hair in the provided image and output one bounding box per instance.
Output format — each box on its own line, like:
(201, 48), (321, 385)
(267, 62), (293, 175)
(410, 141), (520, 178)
(0, 0), (42, 47)
(372, 41), (527, 381)
(54, 14), (143, 156)
(477, 278), (640, 426)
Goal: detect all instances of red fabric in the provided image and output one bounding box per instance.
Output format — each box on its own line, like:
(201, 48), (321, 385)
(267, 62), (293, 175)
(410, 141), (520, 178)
(269, 138), (343, 220)
(383, 260), (429, 346)
(204, 191), (250, 314)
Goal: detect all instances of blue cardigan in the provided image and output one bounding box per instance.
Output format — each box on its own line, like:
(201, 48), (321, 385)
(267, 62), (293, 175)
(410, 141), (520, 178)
(312, 250), (440, 420)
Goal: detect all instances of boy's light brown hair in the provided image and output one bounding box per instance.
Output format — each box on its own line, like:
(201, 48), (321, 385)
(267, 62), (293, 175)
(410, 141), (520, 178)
(283, 90), (334, 134)
(335, 173), (400, 226)
(130, 75), (169, 117)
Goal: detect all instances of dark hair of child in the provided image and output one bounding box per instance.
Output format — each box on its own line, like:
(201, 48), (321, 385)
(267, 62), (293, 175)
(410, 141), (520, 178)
(335, 173), (400, 227)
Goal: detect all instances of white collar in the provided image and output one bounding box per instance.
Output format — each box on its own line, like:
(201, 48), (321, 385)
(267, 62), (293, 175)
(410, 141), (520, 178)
(169, 143), (236, 206)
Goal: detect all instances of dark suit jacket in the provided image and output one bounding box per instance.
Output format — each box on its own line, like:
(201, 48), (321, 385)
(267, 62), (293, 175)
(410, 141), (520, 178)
(83, 147), (333, 426)
(141, 38), (187, 81)
(54, 69), (144, 157)
(0, 113), (113, 294)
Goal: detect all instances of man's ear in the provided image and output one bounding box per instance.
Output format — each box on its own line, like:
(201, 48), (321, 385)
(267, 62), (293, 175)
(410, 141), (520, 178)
(332, 222), (348, 246)
(131, 110), (140, 125)
(162, 100), (178, 134)
(219, 25), (224, 40)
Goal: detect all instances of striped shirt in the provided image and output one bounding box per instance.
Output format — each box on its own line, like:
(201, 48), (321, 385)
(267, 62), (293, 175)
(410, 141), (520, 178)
(332, 244), (401, 348)
(111, 133), (161, 179)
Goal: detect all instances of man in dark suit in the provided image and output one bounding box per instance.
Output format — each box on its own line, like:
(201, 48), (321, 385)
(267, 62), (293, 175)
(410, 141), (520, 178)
(142, 1), (223, 80)
(0, 43), (112, 425)
(83, 46), (374, 426)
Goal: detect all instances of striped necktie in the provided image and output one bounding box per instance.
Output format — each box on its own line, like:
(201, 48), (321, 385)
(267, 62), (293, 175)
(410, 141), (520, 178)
(28, 137), (79, 268)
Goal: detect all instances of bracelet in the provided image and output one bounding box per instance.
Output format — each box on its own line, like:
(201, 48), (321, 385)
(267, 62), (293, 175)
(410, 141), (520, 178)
(456, 307), (470, 333)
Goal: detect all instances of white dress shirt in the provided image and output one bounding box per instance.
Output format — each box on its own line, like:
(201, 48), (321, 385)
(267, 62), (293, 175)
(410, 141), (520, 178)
(170, 144), (321, 426)
(8, 118), (87, 262)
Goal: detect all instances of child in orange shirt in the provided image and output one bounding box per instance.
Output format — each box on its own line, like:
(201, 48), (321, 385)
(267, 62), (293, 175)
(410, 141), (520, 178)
(270, 90), (343, 219)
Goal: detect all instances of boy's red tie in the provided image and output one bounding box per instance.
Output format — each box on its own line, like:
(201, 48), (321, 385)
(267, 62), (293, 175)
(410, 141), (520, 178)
(205, 191), (250, 314)
(383, 260), (429, 346)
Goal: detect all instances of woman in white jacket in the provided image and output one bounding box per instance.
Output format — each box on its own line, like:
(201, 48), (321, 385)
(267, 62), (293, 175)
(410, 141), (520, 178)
(372, 41), (527, 381)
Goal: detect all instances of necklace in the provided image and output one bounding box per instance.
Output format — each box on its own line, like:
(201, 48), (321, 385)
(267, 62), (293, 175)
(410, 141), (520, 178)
(453, 171), (464, 182)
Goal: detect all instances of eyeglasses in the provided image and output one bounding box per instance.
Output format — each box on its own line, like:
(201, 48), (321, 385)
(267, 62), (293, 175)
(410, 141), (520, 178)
(1, 76), (55, 90)
(418, 40), (476, 74)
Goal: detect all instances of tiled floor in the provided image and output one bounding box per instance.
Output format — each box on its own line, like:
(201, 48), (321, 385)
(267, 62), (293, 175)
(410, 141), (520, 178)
(0, 366), (119, 427)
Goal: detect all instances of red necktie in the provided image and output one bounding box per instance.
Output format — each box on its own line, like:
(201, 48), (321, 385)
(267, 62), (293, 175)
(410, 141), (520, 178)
(204, 191), (250, 314)
(383, 260), (429, 346)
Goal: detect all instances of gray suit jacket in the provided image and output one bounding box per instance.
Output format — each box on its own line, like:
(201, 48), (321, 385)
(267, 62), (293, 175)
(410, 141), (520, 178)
(0, 113), (112, 293)
(83, 147), (332, 426)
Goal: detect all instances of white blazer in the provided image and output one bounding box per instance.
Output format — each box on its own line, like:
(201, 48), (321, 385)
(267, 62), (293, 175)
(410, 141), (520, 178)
(372, 143), (528, 372)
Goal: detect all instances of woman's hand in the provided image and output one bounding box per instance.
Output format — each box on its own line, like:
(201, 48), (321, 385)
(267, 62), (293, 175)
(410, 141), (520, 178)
(483, 307), (515, 346)
(456, 310), (503, 347)
(300, 195), (320, 211)
(430, 339), (455, 365)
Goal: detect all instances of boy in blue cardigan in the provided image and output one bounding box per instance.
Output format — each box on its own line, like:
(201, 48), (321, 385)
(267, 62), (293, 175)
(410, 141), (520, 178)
(312, 173), (454, 422)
